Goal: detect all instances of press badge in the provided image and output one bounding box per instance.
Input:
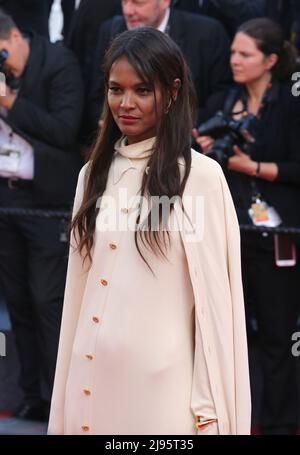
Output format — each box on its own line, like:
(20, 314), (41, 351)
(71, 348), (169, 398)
(248, 198), (282, 227)
(0, 143), (21, 173)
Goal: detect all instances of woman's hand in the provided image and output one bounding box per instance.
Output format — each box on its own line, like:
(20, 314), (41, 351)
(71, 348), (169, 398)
(192, 128), (214, 154)
(0, 83), (17, 110)
(228, 145), (257, 176)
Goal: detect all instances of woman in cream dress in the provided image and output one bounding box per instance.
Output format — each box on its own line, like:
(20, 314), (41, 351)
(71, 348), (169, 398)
(48, 28), (251, 435)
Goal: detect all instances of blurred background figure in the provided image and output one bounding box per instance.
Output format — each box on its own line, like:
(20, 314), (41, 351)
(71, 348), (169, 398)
(0, 10), (83, 422)
(265, 0), (300, 53)
(0, 0), (50, 38)
(172, 0), (266, 37)
(85, 0), (231, 147)
(47, 0), (75, 40)
(0, 1), (78, 42)
(66, 0), (121, 86)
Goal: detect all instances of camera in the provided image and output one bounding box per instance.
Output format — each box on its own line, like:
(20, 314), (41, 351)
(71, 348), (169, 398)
(0, 48), (8, 74)
(198, 111), (259, 168)
(0, 48), (19, 90)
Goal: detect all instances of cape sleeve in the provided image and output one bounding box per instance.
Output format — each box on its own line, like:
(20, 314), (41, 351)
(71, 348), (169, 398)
(184, 156), (251, 435)
(191, 317), (219, 435)
(48, 164), (90, 435)
(218, 168), (252, 434)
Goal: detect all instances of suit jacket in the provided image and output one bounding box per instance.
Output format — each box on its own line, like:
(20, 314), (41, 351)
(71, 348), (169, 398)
(48, 150), (251, 435)
(173, 0), (266, 36)
(86, 8), (231, 143)
(0, 0), (50, 37)
(61, 0), (76, 38)
(4, 33), (84, 205)
(66, 0), (122, 83)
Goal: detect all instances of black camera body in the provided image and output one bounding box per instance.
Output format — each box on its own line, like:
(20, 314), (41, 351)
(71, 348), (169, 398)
(198, 111), (259, 168)
(0, 48), (19, 90)
(0, 48), (8, 74)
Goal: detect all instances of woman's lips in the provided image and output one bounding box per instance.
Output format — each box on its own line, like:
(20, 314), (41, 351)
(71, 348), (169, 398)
(118, 115), (139, 125)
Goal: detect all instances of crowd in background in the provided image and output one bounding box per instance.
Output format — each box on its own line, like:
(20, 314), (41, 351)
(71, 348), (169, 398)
(0, 0), (299, 435)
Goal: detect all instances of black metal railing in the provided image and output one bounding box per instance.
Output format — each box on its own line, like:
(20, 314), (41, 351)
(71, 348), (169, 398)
(1, 207), (300, 236)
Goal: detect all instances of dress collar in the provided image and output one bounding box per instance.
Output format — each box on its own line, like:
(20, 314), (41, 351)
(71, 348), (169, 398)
(112, 136), (189, 185)
(115, 136), (156, 159)
(112, 136), (155, 185)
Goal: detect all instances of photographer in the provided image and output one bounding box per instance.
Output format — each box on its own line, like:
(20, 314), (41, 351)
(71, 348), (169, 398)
(193, 18), (300, 434)
(0, 11), (83, 420)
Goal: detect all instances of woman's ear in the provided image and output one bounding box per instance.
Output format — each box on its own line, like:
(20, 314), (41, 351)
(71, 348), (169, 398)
(266, 53), (279, 71)
(165, 79), (182, 113)
(172, 78), (181, 101)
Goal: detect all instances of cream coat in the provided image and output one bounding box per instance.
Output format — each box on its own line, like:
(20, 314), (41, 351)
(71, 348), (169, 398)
(48, 149), (251, 435)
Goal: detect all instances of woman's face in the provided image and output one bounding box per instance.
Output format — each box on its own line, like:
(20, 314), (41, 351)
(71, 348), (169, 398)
(230, 32), (276, 85)
(108, 57), (163, 144)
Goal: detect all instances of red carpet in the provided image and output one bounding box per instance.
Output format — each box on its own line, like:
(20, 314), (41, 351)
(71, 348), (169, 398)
(0, 411), (12, 419)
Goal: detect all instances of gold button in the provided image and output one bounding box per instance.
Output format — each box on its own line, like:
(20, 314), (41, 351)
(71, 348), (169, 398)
(85, 354), (93, 360)
(81, 425), (90, 432)
(109, 243), (117, 250)
(100, 279), (108, 286)
(92, 316), (100, 323)
(121, 207), (129, 214)
(83, 389), (91, 396)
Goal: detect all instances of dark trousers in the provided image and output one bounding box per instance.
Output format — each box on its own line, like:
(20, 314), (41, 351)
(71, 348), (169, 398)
(242, 232), (300, 434)
(0, 184), (69, 405)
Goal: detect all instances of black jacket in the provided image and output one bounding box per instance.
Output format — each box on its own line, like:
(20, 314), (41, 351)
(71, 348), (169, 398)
(5, 33), (84, 206)
(0, 0), (50, 38)
(86, 8), (231, 143)
(264, 0), (291, 33)
(173, 0), (266, 37)
(265, 0), (300, 51)
(66, 0), (122, 84)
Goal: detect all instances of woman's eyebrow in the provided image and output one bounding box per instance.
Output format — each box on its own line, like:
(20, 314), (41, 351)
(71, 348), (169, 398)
(108, 80), (121, 85)
(108, 80), (150, 87)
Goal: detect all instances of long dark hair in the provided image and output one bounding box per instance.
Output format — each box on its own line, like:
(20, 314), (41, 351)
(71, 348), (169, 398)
(71, 28), (196, 265)
(237, 18), (297, 80)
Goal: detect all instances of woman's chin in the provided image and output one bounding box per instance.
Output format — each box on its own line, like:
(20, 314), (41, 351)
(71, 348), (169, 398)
(233, 73), (247, 84)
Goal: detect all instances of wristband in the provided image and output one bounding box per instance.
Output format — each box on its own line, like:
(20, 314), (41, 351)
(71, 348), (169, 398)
(255, 161), (261, 177)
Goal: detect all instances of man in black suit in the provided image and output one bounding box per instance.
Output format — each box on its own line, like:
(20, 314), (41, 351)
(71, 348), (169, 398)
(86, 0), (231, 145)
(0, 0), (50, 38)
(173, 0), (266, 37)
(66, 0), (121, 84)
(0, 11), (83, 420)
(47, 0), (76, 39)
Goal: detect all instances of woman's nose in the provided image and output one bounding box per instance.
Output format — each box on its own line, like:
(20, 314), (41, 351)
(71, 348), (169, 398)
(120, 92), (135, 109)
(231, 53), (240, 66)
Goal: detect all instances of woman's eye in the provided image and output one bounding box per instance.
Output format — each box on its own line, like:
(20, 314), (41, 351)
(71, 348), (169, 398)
(241, 52), (251, 58)
(137, 87), (151, 95)
(109, 86), (121, 93)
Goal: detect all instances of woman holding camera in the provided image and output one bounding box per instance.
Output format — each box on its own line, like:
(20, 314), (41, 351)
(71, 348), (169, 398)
(194, 18), (300, 435)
